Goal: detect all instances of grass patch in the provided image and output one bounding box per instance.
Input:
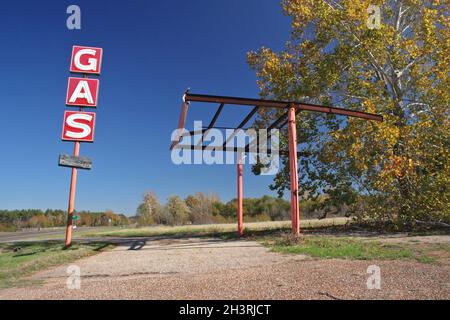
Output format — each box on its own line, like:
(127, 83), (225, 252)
(265, 235), (439, 262)
(0, 241), (112, 289)
(435, 243), (450, 252)
(416, 255), (438, 264)
(85, 225), (295, 241)
(94, 226), (218, 238)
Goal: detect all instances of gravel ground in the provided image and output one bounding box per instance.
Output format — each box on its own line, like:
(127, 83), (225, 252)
(0, 237), (448, 300)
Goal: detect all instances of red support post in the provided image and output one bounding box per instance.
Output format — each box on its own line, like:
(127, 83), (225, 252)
(170, 99), (189, 150)
(237, 155), (244, 236)
(65, 141), (80, 247)
(288, 107), (300, 236)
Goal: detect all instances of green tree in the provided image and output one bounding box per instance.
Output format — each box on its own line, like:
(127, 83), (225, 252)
(185, 192), (217, 224)
(136, 192), (159, 226)
(247, 0), (449, 227)
(166, 195), (190, 225)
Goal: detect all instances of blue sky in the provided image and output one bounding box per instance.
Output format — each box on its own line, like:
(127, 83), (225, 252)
(0, 1), (292, 215)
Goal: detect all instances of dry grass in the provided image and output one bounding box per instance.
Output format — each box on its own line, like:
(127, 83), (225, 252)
(84, 217), (350, 238)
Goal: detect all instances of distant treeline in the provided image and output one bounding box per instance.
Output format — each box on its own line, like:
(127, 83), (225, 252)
(134, 192), (345, 226)
(0, 209), (130, 232)
(0, 193), (347, 231)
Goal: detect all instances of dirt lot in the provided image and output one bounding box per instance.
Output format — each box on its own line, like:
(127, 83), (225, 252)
(0, 235), (448, 300)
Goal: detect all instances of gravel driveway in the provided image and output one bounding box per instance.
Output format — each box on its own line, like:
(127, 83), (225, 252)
(0, 237), (448, 300)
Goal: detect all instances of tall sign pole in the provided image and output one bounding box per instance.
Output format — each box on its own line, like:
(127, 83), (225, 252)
(65, 140), (80, 247)
(60, 46), (103, 247)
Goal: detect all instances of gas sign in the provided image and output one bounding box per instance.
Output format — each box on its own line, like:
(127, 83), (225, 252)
(70, 45), (103, 75)
(62, 45), (103, 248)
(66, 77), (99, 107)
(61, 111), (96, 142)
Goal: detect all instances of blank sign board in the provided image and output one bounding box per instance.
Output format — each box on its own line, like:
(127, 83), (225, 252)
(58, 154), (92, 170)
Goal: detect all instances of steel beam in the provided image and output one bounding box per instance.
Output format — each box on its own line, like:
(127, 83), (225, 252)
(208, 103), (225, 129)
(186, 93), (290, 108)
(294, 103), (382, 121)
(173, 144), (306, 157)
(195, 103), (226, 147)
(244, 111), (289, 152)
(185, 93), (383, 122)
(222, 107), (259, 148)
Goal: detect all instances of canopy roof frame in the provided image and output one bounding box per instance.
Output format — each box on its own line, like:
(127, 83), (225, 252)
(170, 91), (383, 237)
(170, 92), (383, 152)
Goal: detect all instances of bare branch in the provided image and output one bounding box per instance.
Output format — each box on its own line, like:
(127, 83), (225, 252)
(398, 56), (424, 77)
(395, 1), (403, 31)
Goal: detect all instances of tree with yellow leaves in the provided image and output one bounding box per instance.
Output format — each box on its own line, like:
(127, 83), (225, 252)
(248, 0), (449, 228)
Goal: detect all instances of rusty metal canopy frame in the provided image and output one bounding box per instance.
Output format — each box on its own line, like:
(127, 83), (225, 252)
(170, 91), (383, 153)
(170, 90), (383, 237)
